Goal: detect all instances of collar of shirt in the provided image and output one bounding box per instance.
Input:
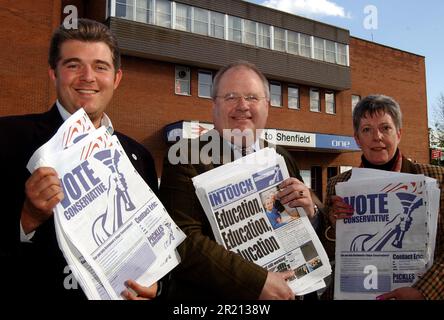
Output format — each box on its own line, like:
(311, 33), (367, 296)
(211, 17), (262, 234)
(55, 100), (114, 135)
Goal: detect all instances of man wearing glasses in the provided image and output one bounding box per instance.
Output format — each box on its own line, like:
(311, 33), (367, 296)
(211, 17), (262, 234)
(160, 61), (320, 300)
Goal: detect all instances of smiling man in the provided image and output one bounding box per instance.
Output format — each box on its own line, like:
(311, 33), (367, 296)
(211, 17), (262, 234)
(160, 61), (321, 300)
(0, 19), (159, 300)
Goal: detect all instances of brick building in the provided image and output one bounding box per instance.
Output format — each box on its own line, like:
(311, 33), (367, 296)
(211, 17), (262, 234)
(0, 0), (429, 201)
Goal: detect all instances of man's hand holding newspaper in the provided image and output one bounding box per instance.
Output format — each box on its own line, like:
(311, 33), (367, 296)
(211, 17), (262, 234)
(192, 147), (331, 297)
(26, 109), (186, 300)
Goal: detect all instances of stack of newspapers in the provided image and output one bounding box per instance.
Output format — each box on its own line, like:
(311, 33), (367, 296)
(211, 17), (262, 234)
(192, 147), (331, 296)
(26, 109), (185, 299)
(334, 168), (440, 299)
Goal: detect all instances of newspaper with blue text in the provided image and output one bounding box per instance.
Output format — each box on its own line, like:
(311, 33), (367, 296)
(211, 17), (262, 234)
(192, 147), (331, 295)
(27, 108), (185, 299)
(334, 168), (439, 299)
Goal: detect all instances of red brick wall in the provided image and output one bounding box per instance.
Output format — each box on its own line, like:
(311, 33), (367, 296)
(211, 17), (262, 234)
(109, 57), (215, 172)
(347, 37), (429, 164)
(0, 2), (429, 192)
(0, 0), (61, 116)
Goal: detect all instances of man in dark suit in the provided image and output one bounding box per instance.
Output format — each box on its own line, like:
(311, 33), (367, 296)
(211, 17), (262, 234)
(0, 19), (158, 300)
(160, 61), (321, 300)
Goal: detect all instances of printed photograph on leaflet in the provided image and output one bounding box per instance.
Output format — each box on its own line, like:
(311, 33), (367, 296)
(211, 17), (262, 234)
(255, 169), (324, 281)
(260, 187), (300, 230)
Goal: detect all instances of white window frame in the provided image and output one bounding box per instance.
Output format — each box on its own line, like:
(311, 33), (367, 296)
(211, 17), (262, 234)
(198, 70), (212, 98)
(287, 30), (299, 55)
(300, 33), (311, 58)
(310, 88), (320, 112)
(351, 94), (361, 111)
(192, 7), (209, 36)
(273, 27), (286, 52)
(314, 37), (324, 61)
(228, 15), (242, 43)
(257, 23), (270, 49)
(109, 1), (351, 68)
(288, 85), (300, 110)
(174, 2), (191, 31)
(115, 0), (134, 20)
(132, 0), (153, 24)
(325, 40), (336, 63)
(325, 92), (336, 114)
(154, 0), (171, 28)
(270, 81), (282, 107)
(210, 11), (225, 39)
(340, 166), (353, 174)
(243, 19), (257, 46)
(336, 42), (348, 66)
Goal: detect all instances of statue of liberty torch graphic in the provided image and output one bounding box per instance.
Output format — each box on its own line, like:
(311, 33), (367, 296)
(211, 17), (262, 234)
(92, 149), (136, 246)
(350, 192), (423, 251)
(391, 193), (423, 248)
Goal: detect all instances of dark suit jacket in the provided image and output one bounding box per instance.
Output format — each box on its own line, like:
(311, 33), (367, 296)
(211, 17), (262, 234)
(0, 105), (158, 300)
(159, 130), (306, 300)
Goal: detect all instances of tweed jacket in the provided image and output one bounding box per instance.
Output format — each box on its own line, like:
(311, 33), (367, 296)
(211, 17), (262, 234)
(321, 156), (444, 300)
(159, 130), (306, 300)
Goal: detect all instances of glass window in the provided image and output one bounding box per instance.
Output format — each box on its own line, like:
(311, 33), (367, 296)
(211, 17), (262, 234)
(337, 43), (348, 66)
(193, 7), (209, 36)
(325, 92), (335, 114)
(310, 88), (320, 112)
(257, 23), (270, 49)
(136, 0), (153, 24)
(274, 27), (286, 52)
(210, 11), (224, 39)
(314, 37), (324, 61)
(270, 82), (282, 107)
(175, 3), (191, 31)
(243, 20), (256, 46)
(340, 166), (352, 174)
(116, 0), (134, 20)
(228, 16), (242, 43)
(198, 70), (212, 98)
(351, 94), (361, 111)
(175, 65), (190, 95)
(112, 2), (349, 68)
(155, 0), (171, 28)
(287, 30), (299, 55)
(300, 33), (311, 58)
(325, 40), (336, 63)
(300, 170), (311, 188)
(288, 85), (299, 109)
(327, 167), (338, 180)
